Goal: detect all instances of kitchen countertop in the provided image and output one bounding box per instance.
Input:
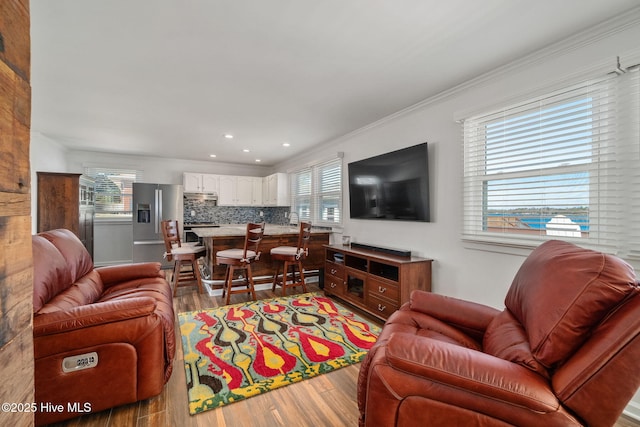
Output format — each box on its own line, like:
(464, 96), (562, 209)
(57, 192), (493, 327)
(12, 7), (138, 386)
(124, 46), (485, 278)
(193, 224), (332, 238)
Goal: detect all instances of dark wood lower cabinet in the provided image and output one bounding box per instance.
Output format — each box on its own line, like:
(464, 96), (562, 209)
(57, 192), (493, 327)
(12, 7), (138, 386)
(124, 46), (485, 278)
(202, 232), (330, 287)
(324, 244), (433, 320)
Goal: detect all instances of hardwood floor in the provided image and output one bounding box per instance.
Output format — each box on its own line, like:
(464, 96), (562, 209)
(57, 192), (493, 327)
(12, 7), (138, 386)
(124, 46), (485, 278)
(48, 280), (639, 427)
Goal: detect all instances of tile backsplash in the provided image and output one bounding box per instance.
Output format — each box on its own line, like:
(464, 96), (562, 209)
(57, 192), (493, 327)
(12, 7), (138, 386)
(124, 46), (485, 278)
(184, 199), (290, 225)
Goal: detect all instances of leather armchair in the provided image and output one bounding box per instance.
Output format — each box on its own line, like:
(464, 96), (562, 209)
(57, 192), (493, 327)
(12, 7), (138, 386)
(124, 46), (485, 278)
(32, 229), (176, 426)
(358, 240), (640, 426)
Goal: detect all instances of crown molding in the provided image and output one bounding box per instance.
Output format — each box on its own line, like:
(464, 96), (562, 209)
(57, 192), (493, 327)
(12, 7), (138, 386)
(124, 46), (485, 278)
(335, 6), (640, 138)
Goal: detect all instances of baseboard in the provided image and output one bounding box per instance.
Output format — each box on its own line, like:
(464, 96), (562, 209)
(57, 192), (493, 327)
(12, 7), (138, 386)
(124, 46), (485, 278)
(623, 400), (640, 421)
(203, 276), (319, 297)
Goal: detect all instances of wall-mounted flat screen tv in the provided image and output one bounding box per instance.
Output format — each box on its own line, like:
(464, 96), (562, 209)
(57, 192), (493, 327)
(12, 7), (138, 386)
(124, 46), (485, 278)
(348, 142), (430, 222)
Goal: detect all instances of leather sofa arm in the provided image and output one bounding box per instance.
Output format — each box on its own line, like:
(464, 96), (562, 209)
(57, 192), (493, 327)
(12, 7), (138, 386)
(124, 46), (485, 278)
(409, 290), (500, 340)
(33, 297), (157, 336)
(385, 332), (559, 412)
(97, 262), (164, 288)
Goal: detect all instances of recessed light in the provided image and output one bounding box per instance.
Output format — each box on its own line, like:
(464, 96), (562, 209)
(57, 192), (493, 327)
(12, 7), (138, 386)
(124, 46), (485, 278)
(255, 159), (261, 163)
(224, 134), (234, 139)
(282, 142), (290, 147)
(209, 154), (217, 158)
(242, 149), (250, 153)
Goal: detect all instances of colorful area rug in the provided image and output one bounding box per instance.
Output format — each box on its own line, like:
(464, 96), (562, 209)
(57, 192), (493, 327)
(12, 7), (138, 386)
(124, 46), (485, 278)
(178, 292), (381, 415)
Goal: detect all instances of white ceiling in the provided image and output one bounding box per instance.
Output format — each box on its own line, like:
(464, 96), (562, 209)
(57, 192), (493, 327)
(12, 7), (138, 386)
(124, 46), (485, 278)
(30, 0), (640, 166)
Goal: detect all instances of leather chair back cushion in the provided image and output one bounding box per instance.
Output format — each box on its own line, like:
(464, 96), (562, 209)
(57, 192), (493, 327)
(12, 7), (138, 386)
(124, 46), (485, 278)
(33, 236), (74, 313)
(483, 310), (549, 378)
(505, 240), (637, 368)
(38, 229), (94, 284)
(32, 229), (97, 313)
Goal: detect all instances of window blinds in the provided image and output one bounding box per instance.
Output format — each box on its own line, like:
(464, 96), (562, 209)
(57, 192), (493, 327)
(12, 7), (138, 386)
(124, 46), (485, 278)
(84, 167), (143, 217)
(290, 157), (342, 226)
(462, 65), (639, 256)
(621, 66), (640, 258)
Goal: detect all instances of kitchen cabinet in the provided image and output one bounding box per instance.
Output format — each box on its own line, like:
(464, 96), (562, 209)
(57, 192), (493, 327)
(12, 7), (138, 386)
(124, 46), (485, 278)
(263, 172), (289, 206)
(187, 173), (264, 206)
(218, 175), (259, 206)
(251, 177), (263, 205)
(217, 175), (235, 204)
(235, 176), (254, 205)
(183, 172), (219, 193)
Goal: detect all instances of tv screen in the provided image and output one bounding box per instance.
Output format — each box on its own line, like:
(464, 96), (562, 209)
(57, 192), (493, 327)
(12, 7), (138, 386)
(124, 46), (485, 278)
(348, 142), (430, 222)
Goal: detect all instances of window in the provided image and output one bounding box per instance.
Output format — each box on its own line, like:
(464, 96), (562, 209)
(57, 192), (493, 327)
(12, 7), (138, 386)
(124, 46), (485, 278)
(290, 157), (342, 226)
(84, 167), (143, 218)
(462, 64), (639, 256)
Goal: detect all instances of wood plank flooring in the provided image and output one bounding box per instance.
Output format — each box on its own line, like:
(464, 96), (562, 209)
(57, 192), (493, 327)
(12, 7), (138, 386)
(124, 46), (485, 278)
(47, 280), (639, 427)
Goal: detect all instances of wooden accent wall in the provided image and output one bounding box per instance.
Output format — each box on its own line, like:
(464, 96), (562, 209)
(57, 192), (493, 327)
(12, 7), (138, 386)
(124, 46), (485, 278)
(0, 1), (34, 426)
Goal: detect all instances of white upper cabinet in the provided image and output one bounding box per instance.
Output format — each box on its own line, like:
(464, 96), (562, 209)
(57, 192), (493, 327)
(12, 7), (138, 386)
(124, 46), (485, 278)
(235, 176), (254, 206)
(186, 172), (284, 207)
(183, 172), (219, 193)
(264, 173), (289, 206)
(201, 174), (220, 193)
(251, 177), (263, 206)
(183, 172), (202, 192)
(217, 175), (236, 205)
(218, 175), (261, 206)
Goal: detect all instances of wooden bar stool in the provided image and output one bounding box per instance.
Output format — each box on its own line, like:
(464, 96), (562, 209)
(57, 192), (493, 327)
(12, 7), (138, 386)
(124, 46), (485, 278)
(271, 221), (311, 296)
(161, 219), (206, 295)
(216, 222), (265, 305)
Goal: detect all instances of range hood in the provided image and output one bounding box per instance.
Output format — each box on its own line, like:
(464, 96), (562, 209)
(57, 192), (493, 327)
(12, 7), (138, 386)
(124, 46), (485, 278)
(183, 192), (218, 201)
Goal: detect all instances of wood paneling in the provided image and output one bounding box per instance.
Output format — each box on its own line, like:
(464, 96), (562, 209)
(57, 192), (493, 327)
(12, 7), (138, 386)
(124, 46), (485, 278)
(0, 57), (31, 195)
(0, 2), (33, 426)
(0, 0), (30, 81)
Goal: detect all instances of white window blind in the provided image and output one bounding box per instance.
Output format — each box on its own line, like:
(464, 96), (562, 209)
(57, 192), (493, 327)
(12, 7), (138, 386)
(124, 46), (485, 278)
(462, 65), (639, 257)
(290, 157), (342, 226)
(84, 167), (143, 218)
(621, 66), (640, 259)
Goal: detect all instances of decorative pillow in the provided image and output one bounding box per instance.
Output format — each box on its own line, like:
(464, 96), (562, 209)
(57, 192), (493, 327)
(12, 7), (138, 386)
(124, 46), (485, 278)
(483, 310), (549, 378)
(505, 240), (636, 368)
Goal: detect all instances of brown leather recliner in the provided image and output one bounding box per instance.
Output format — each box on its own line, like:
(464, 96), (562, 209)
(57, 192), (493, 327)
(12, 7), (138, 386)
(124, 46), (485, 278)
(32, 229), (176, 426)
(358, 240), (640, 426)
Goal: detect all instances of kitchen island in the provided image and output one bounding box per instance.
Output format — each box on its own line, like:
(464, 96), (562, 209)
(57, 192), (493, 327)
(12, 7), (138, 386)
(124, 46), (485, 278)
(194, 224), (331, 287)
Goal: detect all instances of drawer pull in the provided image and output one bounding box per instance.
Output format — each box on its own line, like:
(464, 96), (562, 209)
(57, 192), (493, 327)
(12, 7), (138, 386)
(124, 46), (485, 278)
(331, 268), (338, 275)
(330, 282), (337, 288)
(377, 304), (386, 312)
(378, 286), (386, 293)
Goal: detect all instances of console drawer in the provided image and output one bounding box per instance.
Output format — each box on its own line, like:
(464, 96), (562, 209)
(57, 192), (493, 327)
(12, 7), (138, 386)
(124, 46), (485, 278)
(367, 294), (399, 319)
(326, 261), (344, 278)
(325, 274), (344, 295)
(368, 277), (399, 303)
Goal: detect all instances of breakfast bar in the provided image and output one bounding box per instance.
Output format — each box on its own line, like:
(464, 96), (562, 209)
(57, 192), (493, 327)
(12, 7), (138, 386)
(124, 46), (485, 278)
(194, 224), (331, 286)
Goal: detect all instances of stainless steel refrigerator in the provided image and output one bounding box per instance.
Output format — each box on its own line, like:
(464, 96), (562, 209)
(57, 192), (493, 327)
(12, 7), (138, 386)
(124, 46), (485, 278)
(132, 183), (184, 268)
